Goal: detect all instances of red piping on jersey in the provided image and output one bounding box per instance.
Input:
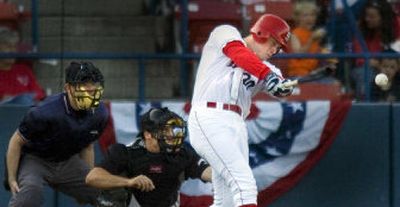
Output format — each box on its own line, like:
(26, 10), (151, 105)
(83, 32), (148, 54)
(223, 40), (271, 80)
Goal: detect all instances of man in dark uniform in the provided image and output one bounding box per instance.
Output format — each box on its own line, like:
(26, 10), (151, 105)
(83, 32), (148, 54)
(5, 61), (108, 206)
(86, 107), (212, 207)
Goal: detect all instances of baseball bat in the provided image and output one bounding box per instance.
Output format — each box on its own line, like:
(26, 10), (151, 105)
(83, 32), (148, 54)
(283, 64), (336, 87)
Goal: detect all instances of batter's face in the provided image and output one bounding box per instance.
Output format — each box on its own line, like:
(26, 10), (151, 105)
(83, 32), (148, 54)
(253, 37), (282, 60)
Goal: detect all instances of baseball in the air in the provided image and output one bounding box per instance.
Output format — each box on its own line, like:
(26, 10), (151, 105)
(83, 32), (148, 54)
(375, 73), (388, 87)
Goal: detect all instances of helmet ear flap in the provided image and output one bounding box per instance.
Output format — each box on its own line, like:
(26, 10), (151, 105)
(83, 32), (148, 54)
(252, 32), (270, 43)
(257, 31), (270, 38)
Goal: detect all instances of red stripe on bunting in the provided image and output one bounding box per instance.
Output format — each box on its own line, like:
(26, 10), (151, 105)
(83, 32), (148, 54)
(180, 194), (213, 207)
(98, 101), (117, 153)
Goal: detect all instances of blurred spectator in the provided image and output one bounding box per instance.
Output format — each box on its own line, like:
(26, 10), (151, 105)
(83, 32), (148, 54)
(0, 1), (33, 69)
(286, 1), (337, 83)
(315, 0), (329, 28)
(326, 0), (367, 53)
(350, 0), (400, 100)
(0, 27), (45, 105)
(371, 50), (400, 102)
(144, 0), (177, 52)
(144, 0), (176, 16)
(391, 0), (400, 14)
(353, 0), (400, 66)
(0, 1), (23, 31)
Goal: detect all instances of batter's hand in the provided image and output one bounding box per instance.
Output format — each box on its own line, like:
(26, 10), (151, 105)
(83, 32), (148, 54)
(265, 73), (293, 97)
(128, 175), (155, 192)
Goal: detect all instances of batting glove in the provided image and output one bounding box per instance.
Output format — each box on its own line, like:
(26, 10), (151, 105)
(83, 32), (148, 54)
(264, 73), (294, 97)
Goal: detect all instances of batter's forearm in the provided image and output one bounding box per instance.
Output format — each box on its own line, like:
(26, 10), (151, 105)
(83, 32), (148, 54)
(86, 167), (130, 189)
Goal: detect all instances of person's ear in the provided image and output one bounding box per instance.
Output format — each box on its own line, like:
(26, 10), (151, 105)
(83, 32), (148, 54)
(143, 131), (152, 140)
(64, 83), (72, 93)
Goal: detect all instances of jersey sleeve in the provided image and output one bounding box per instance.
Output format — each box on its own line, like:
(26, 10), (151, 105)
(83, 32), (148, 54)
(18, 107), (49, 142)
(209, 25), (245, 52)
(97, 143), (129, 175)
(184, 146), (210, 181)
(209, 25), (272, 80)
(264, 61), (283, 77)
(223, 41), (272, 80)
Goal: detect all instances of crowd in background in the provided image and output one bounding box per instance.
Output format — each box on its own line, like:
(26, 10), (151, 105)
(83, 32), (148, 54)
(0, 1), (44, 105)
(1, 0), (400, 103)
(179, 0), (400, 102)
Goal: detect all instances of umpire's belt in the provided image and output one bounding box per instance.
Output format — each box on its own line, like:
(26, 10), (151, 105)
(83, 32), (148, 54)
(206, 102), (242, 116)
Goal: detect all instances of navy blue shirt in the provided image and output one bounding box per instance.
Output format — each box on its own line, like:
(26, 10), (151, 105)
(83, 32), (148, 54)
(19, 93), (108, 162)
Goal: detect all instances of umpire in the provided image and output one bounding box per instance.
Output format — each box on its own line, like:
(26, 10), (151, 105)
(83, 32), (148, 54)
(5, 61), (109, 206)
(86, 107), (212, 207)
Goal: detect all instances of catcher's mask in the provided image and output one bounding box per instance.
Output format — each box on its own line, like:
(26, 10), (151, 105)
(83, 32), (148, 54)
(141, 107), (187, 154)
(66, 61), (104, 110)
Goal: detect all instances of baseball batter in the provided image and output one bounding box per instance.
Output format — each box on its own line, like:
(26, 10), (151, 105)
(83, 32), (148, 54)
(188, 14), (294, 207)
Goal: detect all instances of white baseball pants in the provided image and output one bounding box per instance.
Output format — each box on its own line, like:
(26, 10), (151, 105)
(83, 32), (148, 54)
(188, 105), (257, 207)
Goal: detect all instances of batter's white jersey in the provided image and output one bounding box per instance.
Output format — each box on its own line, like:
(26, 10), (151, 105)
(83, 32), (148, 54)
(191, 25), (282, 118)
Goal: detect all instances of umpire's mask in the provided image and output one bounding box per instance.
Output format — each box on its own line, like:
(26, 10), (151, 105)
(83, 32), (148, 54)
(72, 82), (104, 110)
(65, 62), (104, 111)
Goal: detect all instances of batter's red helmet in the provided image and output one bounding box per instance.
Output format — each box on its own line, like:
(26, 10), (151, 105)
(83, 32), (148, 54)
(250, 14), (291, 51)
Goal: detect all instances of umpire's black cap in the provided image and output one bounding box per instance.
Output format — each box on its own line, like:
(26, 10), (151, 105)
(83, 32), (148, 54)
(65, 61), (104, 86)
